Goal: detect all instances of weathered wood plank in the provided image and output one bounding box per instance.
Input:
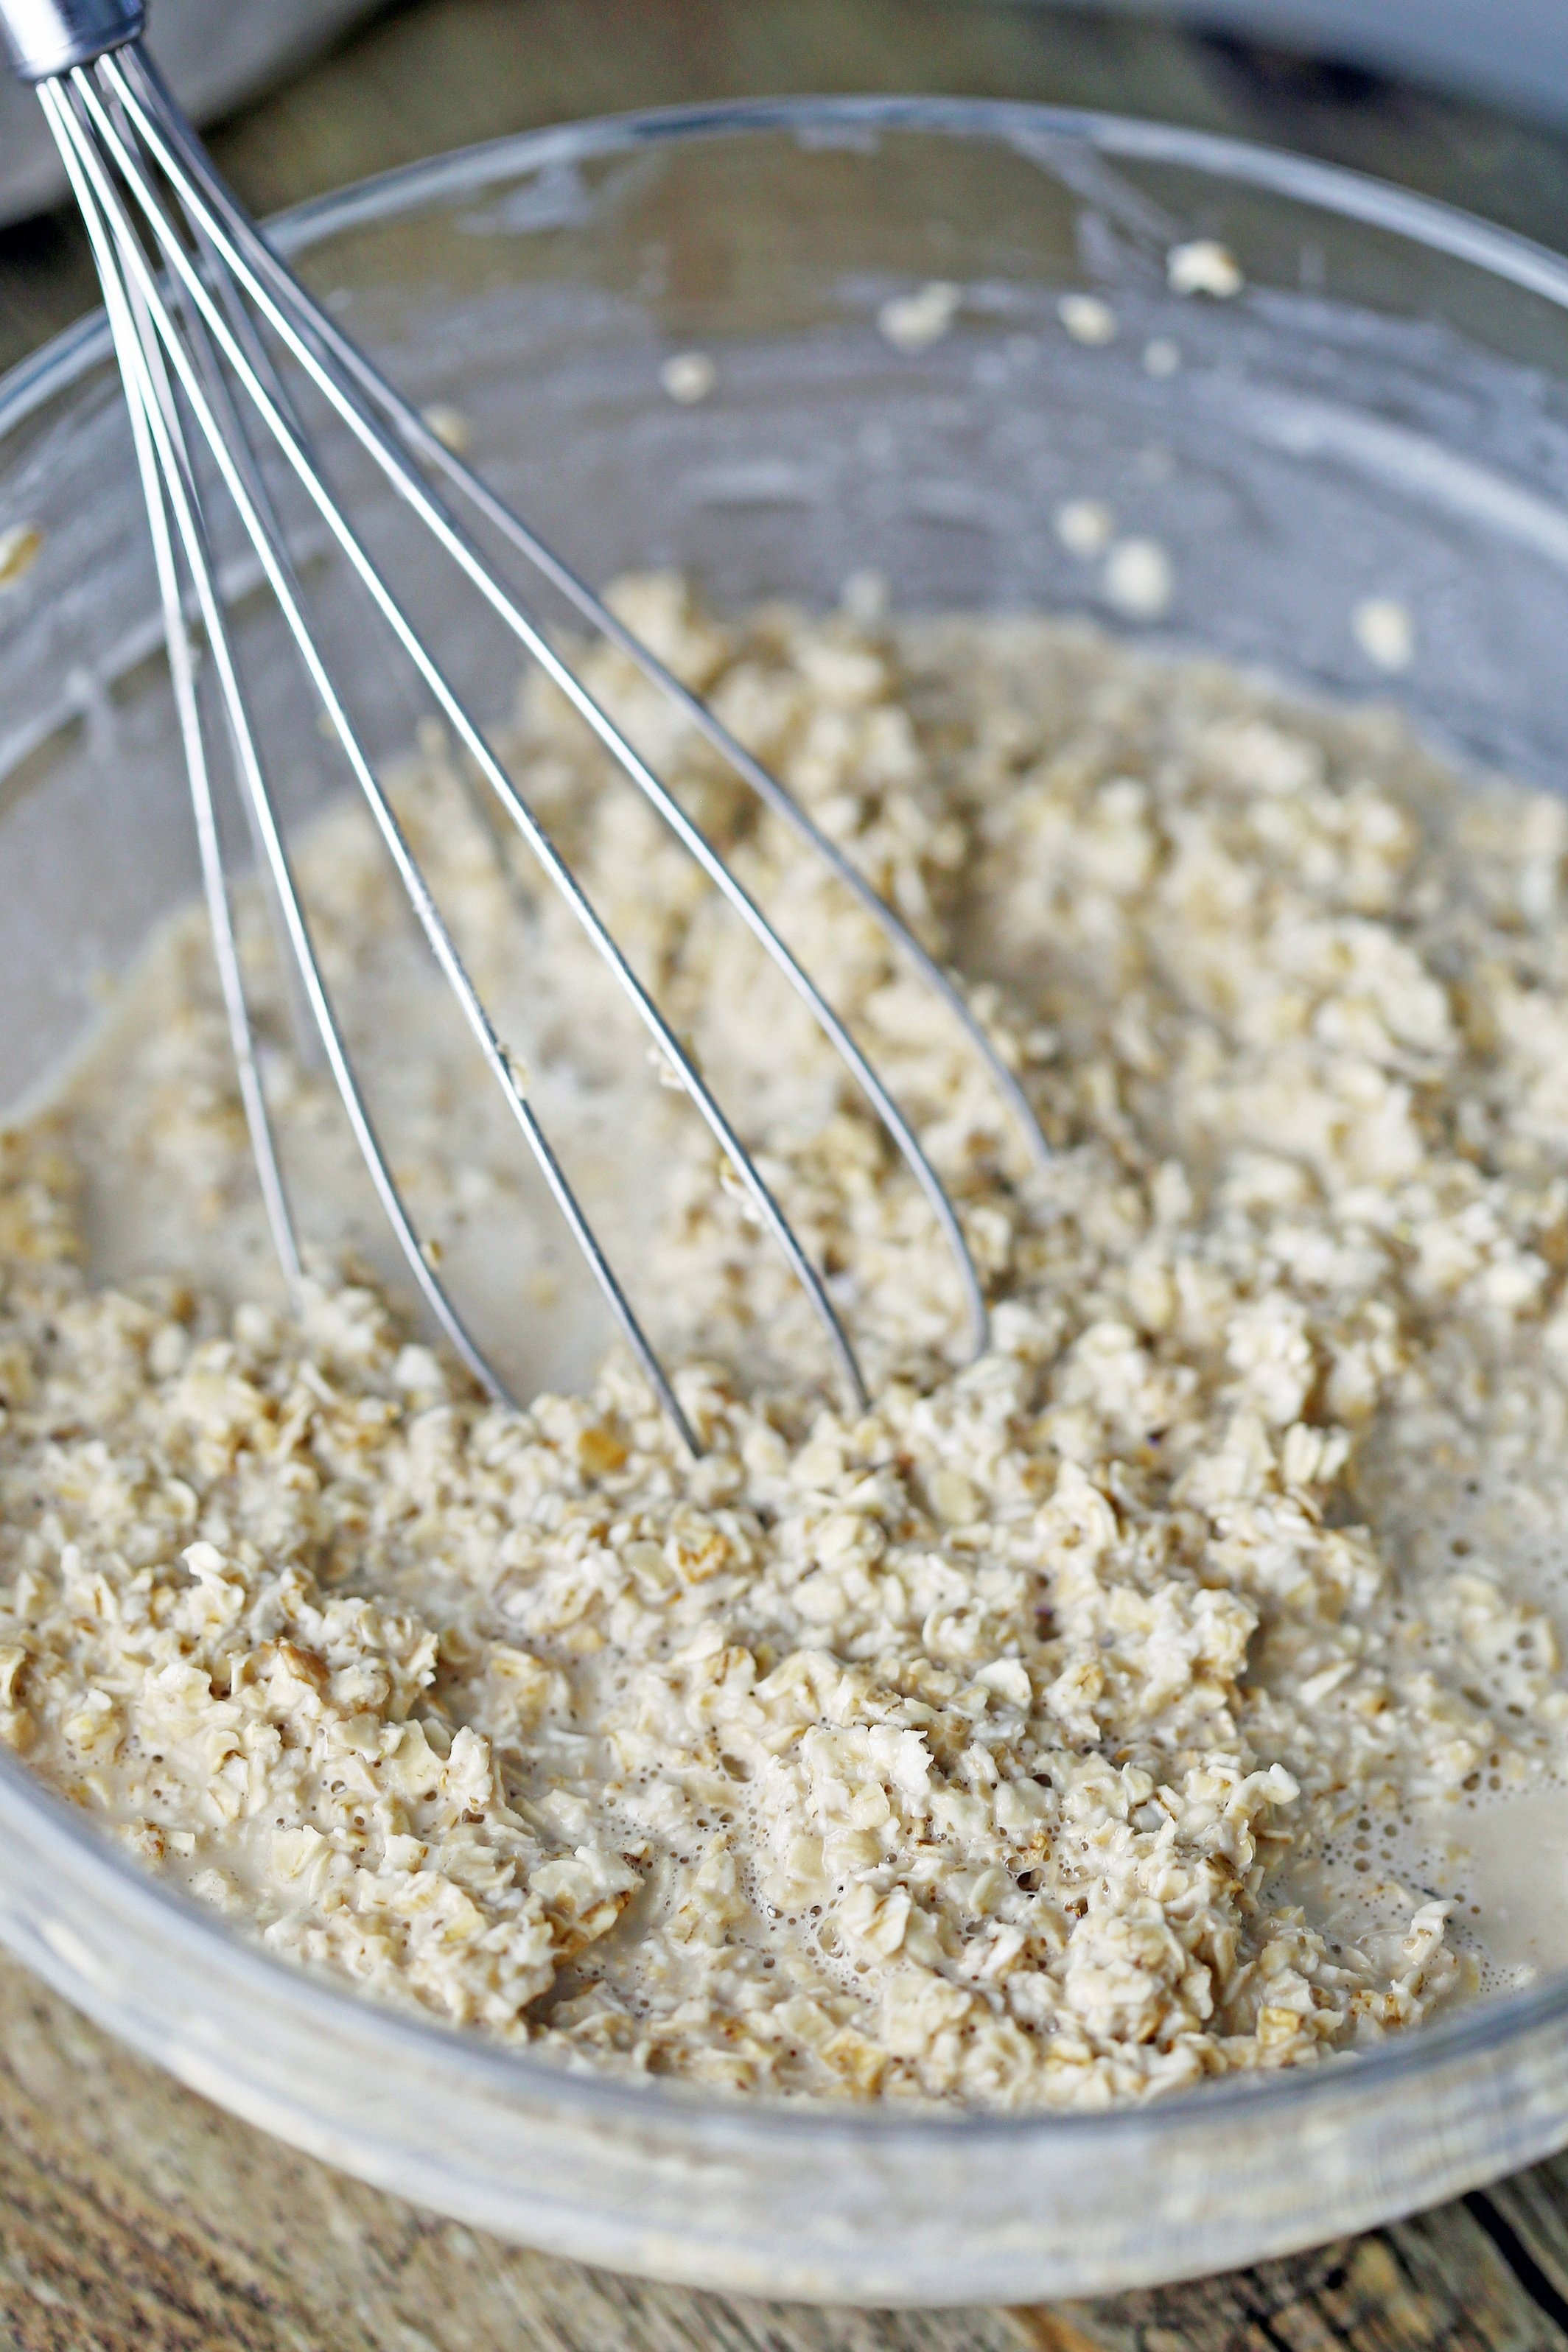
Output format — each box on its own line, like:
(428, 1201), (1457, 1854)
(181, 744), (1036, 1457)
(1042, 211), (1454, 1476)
(1020, 2204), (1568, 2352)
(0, 1947), (1043, 2352)
(7, 1931), (1568, 2352)
(1474, 2155), (1568, 2328)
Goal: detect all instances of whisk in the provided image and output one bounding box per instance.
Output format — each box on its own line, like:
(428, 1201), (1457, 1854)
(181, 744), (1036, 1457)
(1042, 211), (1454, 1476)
(0, 0), (1049, 1454)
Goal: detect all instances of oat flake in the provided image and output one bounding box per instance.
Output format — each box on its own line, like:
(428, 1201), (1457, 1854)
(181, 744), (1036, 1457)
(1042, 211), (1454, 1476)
(3, 576), (1565, 2111)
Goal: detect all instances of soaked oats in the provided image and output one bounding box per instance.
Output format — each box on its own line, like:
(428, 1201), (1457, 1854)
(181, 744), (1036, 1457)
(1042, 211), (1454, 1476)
(4, 575), (1568, 2110)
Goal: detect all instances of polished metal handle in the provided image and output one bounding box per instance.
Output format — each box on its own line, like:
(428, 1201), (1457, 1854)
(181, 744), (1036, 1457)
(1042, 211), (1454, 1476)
(0, 0), (144, 81)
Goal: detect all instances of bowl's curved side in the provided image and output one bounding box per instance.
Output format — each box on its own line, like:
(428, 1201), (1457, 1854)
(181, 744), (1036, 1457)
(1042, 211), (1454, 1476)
(4, 95), (1568, 2305)
(4, 1748), (1568, 2304)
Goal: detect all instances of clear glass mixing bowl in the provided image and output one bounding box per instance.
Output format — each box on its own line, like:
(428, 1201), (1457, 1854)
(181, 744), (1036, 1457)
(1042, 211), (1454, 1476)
(3, 96), (1568, 2308)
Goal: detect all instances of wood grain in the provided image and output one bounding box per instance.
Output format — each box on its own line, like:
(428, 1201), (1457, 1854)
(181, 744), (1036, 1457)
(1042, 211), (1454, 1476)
(0, 1946), (1043, 2352)
(4, 1936), (1568, 2352)
(1028, 2209), (1568, 2351)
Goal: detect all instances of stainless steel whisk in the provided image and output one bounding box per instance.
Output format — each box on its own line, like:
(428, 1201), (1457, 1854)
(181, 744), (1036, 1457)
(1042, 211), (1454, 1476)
(0, 0), (1050, 1454)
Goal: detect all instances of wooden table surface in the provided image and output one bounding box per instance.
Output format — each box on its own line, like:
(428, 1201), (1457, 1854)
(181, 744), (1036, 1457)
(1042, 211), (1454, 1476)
(7, 4), (1568, 2346)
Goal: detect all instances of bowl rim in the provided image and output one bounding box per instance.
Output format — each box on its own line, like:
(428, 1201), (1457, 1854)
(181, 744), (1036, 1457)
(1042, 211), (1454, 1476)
(4, 88), (1568, 2155)
(7, 1721), (1568, 2150)
(8, 86), (1568, 433)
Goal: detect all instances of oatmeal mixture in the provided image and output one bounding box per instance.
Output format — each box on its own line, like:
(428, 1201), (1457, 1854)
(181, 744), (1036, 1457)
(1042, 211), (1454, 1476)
(4, 577), (1568, 2110)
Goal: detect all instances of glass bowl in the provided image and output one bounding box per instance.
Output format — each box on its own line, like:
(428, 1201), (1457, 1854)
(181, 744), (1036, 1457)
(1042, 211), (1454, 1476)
(3, 95), (1568, 2309)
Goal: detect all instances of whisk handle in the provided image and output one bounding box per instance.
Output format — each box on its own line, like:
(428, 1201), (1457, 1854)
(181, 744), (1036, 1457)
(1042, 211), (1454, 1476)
(0, 0), (142, 80)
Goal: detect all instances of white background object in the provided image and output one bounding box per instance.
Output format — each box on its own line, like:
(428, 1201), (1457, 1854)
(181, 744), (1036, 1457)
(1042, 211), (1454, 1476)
(1065, 0), (1568, 126)
(0, 0), (382, 223)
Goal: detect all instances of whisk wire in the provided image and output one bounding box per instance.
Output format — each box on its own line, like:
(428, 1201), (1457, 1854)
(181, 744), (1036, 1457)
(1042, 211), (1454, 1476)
(46, 73), (703, 1446)
(91, 51), (991, 1370)
(125, 45), (1053, 1194)
(24, 36), (1060, 1449)
(161, 246), (322, 1074)
(43, 77), (301, 1287)
(71, 57), (877, 1415)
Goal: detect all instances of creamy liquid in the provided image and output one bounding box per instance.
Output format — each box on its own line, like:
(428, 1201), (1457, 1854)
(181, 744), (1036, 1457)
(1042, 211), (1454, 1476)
(9, 588), (1568, 2104)
(51, 796), (1567, 2006)
(45, 665), (1568, 2002)
(1348, 1443), (1568, 1996)
(1297, 1786), (1568, 2000)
